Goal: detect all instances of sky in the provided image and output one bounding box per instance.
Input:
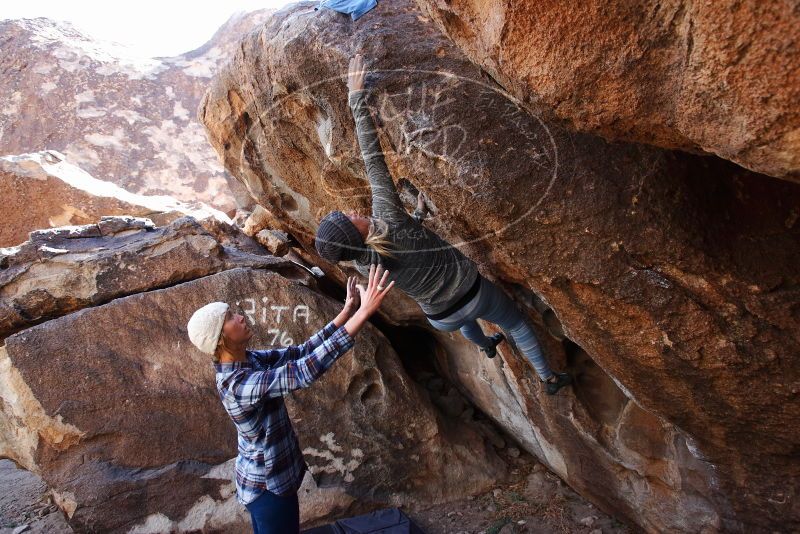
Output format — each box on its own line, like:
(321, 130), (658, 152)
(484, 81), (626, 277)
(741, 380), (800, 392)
(1, 0), (295, 57)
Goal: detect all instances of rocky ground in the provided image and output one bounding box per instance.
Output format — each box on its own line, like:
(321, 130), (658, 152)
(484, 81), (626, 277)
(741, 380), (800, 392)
(0, 460), (71, 534)
(409, 448), (630, 534)
(1, 451), (629, 534)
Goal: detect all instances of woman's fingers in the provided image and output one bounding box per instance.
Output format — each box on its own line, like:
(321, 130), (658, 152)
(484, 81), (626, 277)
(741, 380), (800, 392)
(380, 280), (395, 296)
(352, 268), (392, 315)
(372, 265), (385, 291)
(370, 280), (393, 311)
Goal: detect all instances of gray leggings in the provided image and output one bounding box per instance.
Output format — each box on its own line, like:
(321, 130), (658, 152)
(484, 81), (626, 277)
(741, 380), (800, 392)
(427, 276), (554, 381)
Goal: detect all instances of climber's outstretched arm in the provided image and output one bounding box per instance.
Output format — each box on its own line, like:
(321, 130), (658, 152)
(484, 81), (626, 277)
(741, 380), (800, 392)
(347, 54), (407, 223)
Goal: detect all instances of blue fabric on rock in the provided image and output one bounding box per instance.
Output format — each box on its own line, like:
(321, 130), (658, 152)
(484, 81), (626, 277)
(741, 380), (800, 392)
(318, 0), (378, 21)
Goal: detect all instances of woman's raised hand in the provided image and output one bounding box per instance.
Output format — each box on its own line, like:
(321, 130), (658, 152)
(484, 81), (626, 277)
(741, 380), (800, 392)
(356, 264), (394, 317)
(348, 53), (366, 93)
(343, 264), (393, 337)
(344, 275), (360, 313)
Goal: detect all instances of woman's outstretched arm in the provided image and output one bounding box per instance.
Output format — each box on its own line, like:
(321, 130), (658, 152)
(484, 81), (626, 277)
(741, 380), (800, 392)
(249, 277), (360, 368)
(219, 266), (395, 406)
(348, 54), (407, 223)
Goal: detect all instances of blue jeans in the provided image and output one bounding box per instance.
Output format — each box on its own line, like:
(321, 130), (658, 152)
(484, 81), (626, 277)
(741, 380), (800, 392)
(245, 489), (299, 534)
(428, 276), (554, 381)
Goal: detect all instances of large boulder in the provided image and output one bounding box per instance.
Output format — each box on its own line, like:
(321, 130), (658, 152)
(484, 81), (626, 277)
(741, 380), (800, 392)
(0, 12), (274, 212)
(0, 151), (229, 247)
(199, 2), (800, 532)
(414, 0), (800, 182)
(0, 215), (289, 340)
(0, 227), (506, 531)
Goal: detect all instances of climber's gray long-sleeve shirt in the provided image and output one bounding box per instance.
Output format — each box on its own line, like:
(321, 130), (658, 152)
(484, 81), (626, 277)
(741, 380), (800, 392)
(348, 89), (478, 316)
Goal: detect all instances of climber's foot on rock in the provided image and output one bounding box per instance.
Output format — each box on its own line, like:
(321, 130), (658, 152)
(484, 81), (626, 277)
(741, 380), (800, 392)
(545, 372), (572, 395)
(480, 332), (506, 359)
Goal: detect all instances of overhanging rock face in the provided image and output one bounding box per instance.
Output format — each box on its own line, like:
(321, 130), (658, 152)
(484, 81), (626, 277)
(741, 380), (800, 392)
(1, 262), (505, 531)
(413, 0), (800, 182)
(199, 1), (800, 532)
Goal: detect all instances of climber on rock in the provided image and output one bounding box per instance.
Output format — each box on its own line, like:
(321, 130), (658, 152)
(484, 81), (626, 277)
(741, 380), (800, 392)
(314, 54), (572, 396)
(186, 264), (394, 534)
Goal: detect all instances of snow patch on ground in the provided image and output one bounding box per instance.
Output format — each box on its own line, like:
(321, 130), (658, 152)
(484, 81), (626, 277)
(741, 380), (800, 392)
(74, 90), (94, 104)
(32, 62), (56, 75)
(39, 81), (57, 95)
(84, 129), (127, 150)
(173, 100), (190, 121)
(19, 18), (167, 80)
(112, 109), (150, 125)
(0, 151), (231, 224)
(166, 46), (227, 78)
(76, 107), (107, 119)
(2, 92), (22, 115)
(62, 144), (102, 170)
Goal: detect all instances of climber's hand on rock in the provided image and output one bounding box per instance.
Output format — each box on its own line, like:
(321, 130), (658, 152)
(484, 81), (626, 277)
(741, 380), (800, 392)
(416, 191), (428, 211)
(348, 54), (366, 93)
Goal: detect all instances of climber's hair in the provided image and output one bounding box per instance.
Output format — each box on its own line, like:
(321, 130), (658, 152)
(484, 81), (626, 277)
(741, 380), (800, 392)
(365, 217), (396, 259)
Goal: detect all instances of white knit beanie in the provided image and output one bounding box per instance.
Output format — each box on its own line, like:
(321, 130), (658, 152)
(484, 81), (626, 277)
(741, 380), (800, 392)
(187, 302), (230, 355)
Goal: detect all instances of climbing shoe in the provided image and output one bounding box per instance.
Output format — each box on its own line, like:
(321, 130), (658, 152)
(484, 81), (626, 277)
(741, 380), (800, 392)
(545, 372), (572, 395)
(481, 332), (506, 359)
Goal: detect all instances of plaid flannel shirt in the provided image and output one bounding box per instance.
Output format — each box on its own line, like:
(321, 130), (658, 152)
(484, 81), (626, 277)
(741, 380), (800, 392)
(214, 320), (355, 505)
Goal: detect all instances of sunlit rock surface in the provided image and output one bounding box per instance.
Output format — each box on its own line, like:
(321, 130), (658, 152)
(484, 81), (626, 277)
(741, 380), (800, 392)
(0, 12), (274, 212)
(0, 215), (289, 340)
(0, 150), (230, 247)
(199, 1), (800, 532)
